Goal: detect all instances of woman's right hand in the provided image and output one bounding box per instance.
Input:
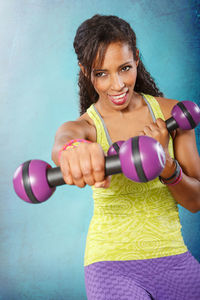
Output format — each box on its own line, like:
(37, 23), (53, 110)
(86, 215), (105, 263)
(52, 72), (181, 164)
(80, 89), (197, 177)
(59, 142), (111, 188)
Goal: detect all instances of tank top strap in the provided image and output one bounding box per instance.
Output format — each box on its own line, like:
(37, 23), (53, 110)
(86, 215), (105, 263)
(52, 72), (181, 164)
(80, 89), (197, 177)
(86, 104), (111, 154)
(142, 93), (165, 120)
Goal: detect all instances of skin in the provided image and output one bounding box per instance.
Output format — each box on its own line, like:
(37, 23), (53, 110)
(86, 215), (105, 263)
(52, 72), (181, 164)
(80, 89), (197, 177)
(52, 42), (200, 212)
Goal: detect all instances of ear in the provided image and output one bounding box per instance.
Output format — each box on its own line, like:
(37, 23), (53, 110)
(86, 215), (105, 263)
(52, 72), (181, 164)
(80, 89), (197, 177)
(135, 49), (140, 67)
(78, 62), (87, 76)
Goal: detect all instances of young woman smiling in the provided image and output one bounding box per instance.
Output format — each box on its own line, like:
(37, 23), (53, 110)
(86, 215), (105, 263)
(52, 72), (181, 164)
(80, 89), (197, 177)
(52, 14), (200, 300)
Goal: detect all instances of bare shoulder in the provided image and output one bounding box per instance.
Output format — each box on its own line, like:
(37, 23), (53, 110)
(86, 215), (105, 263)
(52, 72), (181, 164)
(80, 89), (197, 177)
(154, 96), (179, 120)
(77, 111), (95, 126)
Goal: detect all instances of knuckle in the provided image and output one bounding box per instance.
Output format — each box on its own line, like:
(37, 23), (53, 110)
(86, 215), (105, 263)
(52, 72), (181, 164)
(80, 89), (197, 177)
(93, 162), (104, 173)
(73, 171), (82, 180)
(60, 165), (70, 178)
(82, 168), (92, 176)
(81, 163), (92, 176)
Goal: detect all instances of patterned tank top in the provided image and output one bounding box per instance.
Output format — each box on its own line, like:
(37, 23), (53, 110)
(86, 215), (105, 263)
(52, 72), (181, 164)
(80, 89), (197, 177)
(84, 93), (187, 266)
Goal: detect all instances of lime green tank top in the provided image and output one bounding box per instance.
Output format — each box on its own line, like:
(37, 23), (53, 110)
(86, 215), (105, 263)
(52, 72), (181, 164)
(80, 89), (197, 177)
(84, 94), (187, 266)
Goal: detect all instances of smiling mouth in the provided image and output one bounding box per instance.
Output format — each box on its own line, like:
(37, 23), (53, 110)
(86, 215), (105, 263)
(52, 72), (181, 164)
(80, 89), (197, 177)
(109, 92), (127, 98)
(108, 91), (129, 104)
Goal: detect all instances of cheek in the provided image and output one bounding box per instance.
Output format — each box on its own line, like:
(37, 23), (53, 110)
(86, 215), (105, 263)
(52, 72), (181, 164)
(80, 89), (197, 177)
(125, 69), (137, 86)
(92, 79), (109, 94)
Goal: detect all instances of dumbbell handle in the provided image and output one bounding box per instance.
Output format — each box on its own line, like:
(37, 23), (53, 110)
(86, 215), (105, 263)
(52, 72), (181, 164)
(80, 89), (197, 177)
(47, 155), (121, 187)
(165, 117), (179, 131)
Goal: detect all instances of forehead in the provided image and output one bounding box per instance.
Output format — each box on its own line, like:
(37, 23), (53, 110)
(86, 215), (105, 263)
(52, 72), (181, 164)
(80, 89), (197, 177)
(93, 42), (134, 69)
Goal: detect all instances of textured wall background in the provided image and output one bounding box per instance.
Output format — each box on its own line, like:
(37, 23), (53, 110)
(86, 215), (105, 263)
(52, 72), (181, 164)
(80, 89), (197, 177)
(1, 0), (200, 299)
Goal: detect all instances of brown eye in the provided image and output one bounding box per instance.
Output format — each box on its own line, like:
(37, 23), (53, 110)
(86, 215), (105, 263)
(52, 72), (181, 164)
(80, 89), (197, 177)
(95, 72), (106, 77)
(121, 66), (132, 72)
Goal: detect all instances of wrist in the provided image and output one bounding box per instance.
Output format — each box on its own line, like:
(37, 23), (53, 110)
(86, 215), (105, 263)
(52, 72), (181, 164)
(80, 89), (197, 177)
(159, 159), (183, 186)
(159, 156), (176, 179)
(58, 139), (91, 162)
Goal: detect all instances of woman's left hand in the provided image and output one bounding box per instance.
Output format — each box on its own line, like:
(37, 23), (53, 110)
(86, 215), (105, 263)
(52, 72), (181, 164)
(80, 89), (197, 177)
(138, 118), (175, 178)
(139, 118), (169, 151)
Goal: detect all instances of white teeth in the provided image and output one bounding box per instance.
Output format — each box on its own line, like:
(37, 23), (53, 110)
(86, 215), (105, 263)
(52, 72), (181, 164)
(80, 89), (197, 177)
(111, 92), (126, 100)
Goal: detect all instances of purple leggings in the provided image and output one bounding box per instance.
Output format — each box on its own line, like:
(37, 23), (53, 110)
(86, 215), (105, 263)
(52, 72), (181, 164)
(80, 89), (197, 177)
(84, 252), (200, 300)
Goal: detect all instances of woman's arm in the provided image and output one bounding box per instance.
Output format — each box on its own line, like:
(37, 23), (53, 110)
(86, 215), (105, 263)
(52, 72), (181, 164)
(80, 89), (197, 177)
(167, 128), (200, 213)
(140, 97), (200, 213)
(51, 117), (110, 188)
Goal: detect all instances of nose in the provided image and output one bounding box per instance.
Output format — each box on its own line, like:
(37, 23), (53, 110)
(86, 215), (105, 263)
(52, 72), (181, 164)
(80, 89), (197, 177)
(110, 74), (125, 91)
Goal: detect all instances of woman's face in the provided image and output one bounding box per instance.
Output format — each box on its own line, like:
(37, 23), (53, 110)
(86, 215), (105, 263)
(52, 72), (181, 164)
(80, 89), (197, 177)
(91, 42), (139, 111)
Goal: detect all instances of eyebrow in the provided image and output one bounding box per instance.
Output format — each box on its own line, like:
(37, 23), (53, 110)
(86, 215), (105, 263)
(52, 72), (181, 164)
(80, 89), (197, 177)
(93, 60), (134, 72)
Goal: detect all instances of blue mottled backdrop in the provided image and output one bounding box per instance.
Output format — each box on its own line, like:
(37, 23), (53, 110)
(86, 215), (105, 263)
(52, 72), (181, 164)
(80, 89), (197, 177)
(1, 0), (200, 299)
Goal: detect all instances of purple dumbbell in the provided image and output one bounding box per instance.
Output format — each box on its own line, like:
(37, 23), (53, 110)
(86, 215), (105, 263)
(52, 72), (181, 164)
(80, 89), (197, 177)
(166, 101), (200, 131)
(13, 160), (56, 204)
(107, 140), (125, 156)
(13, 136), (166, 204)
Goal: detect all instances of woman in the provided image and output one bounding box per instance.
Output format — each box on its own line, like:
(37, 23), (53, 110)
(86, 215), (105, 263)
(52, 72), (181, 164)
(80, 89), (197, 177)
(52, 14), (200, 300)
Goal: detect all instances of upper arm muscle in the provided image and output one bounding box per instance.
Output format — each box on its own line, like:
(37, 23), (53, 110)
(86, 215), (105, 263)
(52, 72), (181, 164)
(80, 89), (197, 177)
(173, 129), (200, 180)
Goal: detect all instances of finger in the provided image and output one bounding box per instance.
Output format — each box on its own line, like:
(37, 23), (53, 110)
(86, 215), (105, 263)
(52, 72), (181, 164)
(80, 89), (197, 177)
(154, 119), (169, 139)
(94, 181), (106, 188)
(90, 143), (105, 182)
(60, 151), (74, 185)
(143, 125), (153, 136)
(67, 150), (86, 188)
(79, 146), (95, 186)
(145, 122), (164, 138)
(149, 123), (158, 131)
(156, 118), (167, 130)
(94, 176), (111, 188)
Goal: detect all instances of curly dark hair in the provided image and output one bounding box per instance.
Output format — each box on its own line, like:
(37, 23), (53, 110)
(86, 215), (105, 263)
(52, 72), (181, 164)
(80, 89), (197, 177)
(73, 14), (163, 115)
